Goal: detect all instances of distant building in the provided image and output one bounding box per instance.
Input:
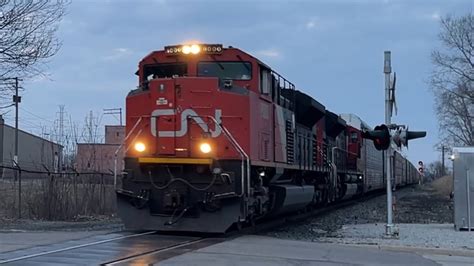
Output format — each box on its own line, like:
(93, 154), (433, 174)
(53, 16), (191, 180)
(75, 125), (125, 173)
(105, 125), (125, 145)
(0, 116), (62, 177)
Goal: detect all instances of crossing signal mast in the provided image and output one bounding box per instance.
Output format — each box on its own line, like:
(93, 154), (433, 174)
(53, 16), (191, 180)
(362, 51), (426, 237)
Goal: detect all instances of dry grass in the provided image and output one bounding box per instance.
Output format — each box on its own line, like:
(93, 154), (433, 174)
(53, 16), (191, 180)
(0, 174), (117, 221)
(430, 175), (453, 197)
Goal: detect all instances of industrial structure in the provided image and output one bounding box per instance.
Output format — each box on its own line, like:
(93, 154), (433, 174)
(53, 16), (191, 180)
(75, 125), (125, 173)
(0, 115), (62, 177)
(452, 147), (474, 231)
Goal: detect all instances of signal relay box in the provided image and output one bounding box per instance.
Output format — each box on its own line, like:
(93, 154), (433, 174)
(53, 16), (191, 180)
(453, 147), (474, 231)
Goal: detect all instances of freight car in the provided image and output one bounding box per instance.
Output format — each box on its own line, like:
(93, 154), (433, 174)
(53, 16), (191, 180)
(116, 43), (420, 233)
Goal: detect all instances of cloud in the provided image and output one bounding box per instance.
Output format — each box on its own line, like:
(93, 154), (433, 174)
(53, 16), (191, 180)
(430, 11), (441, 21)
(306, 18), (318, 30)
(256, 49), (280, 58)
(114, 48), (129, 53)
(102, 48), (132, 61)
(417, 10), (441, 21)
(304, 17), (336, 31)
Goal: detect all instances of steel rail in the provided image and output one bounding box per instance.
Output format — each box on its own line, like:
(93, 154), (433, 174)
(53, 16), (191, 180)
(101, 238), (209, 265)
(0, 231), (157, 264)
(246, 186), (397, 235)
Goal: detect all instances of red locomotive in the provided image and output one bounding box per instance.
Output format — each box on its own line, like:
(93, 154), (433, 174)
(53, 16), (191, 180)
(116, 43), (420, 232)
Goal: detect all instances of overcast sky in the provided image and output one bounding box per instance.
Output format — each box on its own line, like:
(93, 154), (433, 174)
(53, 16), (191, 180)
(4, 0), (472, 165)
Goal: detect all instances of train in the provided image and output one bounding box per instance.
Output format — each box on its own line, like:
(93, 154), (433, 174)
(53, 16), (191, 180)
(116, 43), (421, 233)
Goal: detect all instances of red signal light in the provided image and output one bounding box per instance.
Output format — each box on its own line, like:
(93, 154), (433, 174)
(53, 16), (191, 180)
(362, 124), (391, 151)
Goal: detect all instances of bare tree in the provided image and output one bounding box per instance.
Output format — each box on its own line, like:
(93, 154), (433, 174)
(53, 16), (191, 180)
(0, 0), (68, 79)
(431, 14), (474, 146)
(425, 161), (446, 180)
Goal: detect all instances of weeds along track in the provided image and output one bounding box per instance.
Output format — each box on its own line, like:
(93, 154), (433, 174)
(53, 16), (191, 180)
(0, 173), (117, 220)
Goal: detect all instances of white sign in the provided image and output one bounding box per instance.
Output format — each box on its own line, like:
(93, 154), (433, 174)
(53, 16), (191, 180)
(151, 108), (222, 138)
(156, 97), (168, 105)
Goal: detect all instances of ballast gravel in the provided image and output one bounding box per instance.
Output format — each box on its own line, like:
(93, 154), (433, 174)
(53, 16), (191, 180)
(266, 177), (474, 251)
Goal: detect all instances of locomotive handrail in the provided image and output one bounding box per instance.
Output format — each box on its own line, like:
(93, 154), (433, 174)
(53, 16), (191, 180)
(114, 116), (144, 188)
(329, 146), (359, 200)
(330, 147), (339, 197)
(189, 115), (250, 221)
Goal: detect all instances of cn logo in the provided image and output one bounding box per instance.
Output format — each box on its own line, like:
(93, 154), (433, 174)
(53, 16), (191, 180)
(150, 108), (222, 138)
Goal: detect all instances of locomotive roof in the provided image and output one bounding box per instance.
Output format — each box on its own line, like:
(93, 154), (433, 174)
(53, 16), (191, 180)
(139, 45), (270, 66)
(340, 113), (371, 131)
(326, 111), (347, 137)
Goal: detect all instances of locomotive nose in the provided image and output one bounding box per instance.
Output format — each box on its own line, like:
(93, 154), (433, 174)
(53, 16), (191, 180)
(146, 77), (221, 157)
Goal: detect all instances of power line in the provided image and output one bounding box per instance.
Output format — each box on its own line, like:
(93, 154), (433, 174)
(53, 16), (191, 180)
(0, 104), (14, 109)
(103, 108), (123, 125)
(20, 107), (55, 123)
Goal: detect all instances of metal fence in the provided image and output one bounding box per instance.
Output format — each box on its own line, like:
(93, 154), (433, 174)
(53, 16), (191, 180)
(0, 164), (118, 221)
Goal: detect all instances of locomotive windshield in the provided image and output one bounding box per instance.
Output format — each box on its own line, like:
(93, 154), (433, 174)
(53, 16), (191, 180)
(197, 61), (252, 80)
(143, 63), (187, 80)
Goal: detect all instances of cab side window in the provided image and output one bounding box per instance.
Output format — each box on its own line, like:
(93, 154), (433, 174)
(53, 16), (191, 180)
(350, 132), (358, 143)
(260, 69), (272, 95)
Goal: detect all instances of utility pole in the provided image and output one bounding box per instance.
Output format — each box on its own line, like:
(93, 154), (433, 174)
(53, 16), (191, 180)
(59, 105), (65, 172)
(14, 78), (20, 165)
(88, 111), (94, 143)
(441, 145), (445, 176)
(384, 51), (396, 236)
(13, 77), (22, 219)
(59, 105), (64, 146)
(103, 108), (123, 125)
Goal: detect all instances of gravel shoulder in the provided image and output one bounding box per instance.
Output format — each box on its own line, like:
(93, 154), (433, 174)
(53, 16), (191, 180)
(265, 177), (473, 251)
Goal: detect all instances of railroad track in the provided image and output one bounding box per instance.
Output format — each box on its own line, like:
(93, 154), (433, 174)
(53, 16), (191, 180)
(244, 188), (389, 235)
(0, 188), (397, 265)
(0, 231), (221, 265)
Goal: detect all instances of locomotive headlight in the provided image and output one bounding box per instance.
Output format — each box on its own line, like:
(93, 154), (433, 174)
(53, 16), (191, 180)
(134, 142), (146, 152)
(190, 44), (201, 54)
(199, 143), (212, 154)
(165, 44), (222, 55)
(182, 45), (191, 54)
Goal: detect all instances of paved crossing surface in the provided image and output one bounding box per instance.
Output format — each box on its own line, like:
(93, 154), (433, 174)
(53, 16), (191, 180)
(0, 231), (204, 265)
(1, 232), (473, 265)
(159, 235), (473, 266)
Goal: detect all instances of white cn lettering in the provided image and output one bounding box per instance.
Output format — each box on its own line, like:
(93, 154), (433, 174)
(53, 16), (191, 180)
(151, 108), (222, 138)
